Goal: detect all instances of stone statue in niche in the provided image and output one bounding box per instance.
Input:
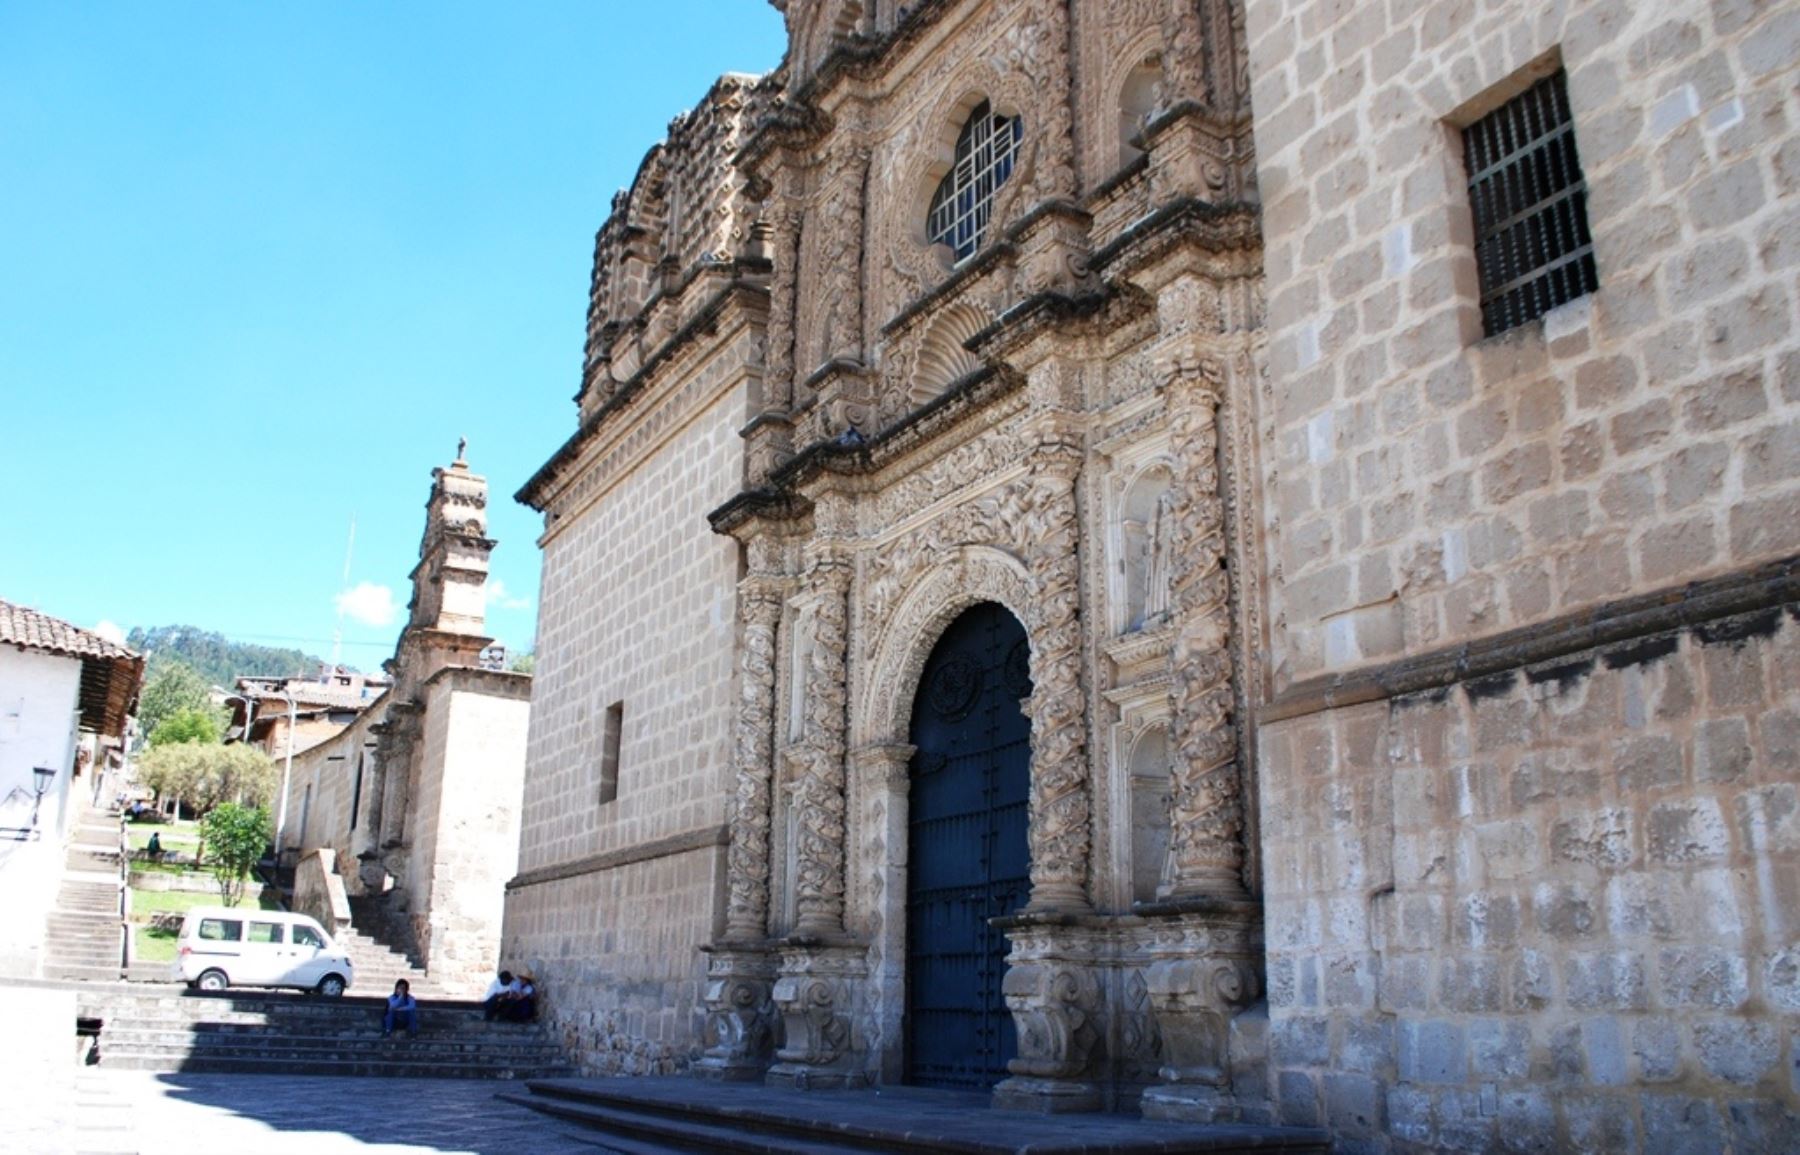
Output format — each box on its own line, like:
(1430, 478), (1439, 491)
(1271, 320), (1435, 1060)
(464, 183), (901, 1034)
(1145, 490), (1174, 624)
(1120, 469), (1176, 634)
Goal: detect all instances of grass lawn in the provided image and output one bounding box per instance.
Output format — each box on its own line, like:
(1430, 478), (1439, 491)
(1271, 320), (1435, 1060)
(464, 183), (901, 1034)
(126, 822), (201, 852)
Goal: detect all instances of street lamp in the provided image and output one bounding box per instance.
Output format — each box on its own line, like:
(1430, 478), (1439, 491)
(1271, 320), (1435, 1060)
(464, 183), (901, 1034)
(30, 765), (55, 828)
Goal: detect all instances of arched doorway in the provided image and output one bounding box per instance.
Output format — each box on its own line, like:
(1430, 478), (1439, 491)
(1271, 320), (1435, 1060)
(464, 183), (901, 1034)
(904, 601), (1032, 1089)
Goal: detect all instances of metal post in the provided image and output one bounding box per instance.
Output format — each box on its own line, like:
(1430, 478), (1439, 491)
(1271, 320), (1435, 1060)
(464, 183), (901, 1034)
(274, 691), (296, 859)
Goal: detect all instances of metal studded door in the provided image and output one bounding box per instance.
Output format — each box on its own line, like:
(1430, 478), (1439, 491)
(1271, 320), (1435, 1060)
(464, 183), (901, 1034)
(905, 602), (1032, 1089)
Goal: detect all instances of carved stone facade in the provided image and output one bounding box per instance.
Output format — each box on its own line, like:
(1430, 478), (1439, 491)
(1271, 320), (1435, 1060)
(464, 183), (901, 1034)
(512, 0), (1799, 1145)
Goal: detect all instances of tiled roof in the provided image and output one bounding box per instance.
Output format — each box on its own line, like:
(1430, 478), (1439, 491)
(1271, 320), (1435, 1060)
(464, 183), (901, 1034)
(0, 598), (138, 662)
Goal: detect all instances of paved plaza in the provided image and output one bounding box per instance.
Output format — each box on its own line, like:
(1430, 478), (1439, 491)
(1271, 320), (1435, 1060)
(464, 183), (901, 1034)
(47, 1071), (628, 1155)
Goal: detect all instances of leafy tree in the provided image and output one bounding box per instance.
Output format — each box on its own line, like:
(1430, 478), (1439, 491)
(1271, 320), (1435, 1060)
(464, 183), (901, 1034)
(138, 742), (279, 827)
(508, 651), (536, 675)
(136, 662), (214, 738)
(200, 803), (271, 906)
(148, 706), (223, 748)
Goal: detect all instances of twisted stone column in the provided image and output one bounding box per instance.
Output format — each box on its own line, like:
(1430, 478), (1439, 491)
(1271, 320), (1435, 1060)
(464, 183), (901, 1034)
(1162, 359), (1246, 900)
(791, 553), (851, 938)
(765, 206), (801, 411)
(1020, 426), (1092, 914)
(722, 578), (785, 941)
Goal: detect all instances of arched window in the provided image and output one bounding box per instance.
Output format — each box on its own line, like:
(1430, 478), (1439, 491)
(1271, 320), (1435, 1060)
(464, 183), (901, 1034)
(926, 101), (1023, 263)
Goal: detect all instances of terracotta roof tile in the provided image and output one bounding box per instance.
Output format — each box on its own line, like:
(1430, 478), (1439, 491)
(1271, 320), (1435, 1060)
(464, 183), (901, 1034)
(0, 598), (138, 662)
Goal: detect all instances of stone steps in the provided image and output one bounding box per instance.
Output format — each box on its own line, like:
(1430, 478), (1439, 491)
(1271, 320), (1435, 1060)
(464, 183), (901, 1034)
(80, 986), (573, 1080)
(503, 1079), (1334, 1155)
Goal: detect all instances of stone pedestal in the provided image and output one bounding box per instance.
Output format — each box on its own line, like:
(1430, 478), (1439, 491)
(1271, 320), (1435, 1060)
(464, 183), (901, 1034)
(1134, 898), (1262, 1123)
(766, 939), (869, 1090)
(991, 914), (1106, 1113)
(692, 944), (778, 1082)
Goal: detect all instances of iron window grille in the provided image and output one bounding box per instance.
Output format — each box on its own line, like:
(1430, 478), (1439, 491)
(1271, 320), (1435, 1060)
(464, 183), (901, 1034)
(1463, 70), (1599, 337)
(927, 101), (1023, 263)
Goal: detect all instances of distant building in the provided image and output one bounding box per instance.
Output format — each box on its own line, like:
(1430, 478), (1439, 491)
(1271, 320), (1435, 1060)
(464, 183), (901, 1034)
(225, 669), (392, 761)
(0, 600), (143, 976)
(271, 449), (531, 996)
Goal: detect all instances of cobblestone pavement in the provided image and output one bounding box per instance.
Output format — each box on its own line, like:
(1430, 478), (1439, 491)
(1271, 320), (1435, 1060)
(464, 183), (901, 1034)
(66, 1070), (633, 1155)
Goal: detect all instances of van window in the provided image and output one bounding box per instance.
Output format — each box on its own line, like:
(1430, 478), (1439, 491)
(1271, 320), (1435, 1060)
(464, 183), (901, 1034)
(247, 921), (284, 944)
(198, 918), (242, 942)
(292, 925), (325, 949)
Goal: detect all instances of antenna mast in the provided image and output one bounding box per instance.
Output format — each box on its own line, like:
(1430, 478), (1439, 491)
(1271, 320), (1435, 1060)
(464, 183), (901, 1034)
(330, 515), (356, 674)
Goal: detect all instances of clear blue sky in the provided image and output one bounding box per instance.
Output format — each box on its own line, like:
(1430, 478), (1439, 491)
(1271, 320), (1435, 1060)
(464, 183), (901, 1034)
(0, 2), (787, 667)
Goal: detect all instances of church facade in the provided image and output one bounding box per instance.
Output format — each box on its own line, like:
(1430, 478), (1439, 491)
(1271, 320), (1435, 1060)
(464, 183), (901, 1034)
(509, 0), (1798, 1147)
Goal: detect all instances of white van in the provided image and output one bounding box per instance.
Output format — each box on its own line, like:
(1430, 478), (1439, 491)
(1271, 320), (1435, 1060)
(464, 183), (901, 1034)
(171, 907), (355, 996)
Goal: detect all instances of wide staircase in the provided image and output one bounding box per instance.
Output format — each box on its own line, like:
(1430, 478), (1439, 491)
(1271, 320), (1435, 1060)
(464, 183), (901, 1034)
(81, 985), (574, 1079)
(41, 806), (125, 981)
(339, 894), (448, 997)
(499, 1078), (1332, 1155)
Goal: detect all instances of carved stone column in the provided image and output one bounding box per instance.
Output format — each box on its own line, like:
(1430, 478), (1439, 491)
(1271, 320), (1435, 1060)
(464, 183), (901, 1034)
(1150, 0), (1256, 202)
(695, 571), (787, 1081)
(746, 204), (801, 484)
(723, 577), (785, 941)
(991, 917), (1107, 1113)
(790, 550), (851, 938)
(1020, 421), (1093, 915)
(1137, 905), (1262, 1122)
(1024, 0), (1076, 206)
(852, 742), (915, 1084)
(1160, 358), (1247, 901)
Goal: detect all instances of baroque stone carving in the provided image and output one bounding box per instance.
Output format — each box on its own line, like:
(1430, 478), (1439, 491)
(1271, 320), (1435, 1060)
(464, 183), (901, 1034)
(768, 942), (869, 1089)
(724, 581), (785, 941)
(693, 946), (778, 1081)
(992, 920), (1105, 1113)
(1138, 907), (1262, 1122)
(1018, 430), (1092, 912)
(1161, 358), (1245, 899)
(791, 556), (852, 937)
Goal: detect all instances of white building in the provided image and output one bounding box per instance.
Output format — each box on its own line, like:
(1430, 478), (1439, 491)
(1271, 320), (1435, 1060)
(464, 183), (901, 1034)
(0, 600), (142, 976)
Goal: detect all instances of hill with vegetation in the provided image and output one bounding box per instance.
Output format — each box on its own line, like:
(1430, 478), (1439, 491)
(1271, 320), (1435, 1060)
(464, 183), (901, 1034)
(127, 625), (328, 689)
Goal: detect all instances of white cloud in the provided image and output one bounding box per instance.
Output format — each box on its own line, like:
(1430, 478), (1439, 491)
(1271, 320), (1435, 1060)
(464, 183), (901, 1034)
(483, 579), (533, 613)
(335, 582), (398, 627)
(93, 620), (126, 645)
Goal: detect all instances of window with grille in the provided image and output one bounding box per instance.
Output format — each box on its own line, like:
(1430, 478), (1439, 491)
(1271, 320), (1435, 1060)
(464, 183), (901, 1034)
(1463, 70), (1599, 337)
(927, 101), (1023, 263)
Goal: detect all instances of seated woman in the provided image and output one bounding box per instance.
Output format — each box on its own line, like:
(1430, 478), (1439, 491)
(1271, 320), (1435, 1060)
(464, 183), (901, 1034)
(382, 979), (419, 1039)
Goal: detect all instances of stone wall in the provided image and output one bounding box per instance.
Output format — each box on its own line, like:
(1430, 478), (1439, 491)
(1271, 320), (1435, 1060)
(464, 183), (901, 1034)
(409, 668), (529, 995)
(1259, 603), (1800, 1149)
(508, 332), (751, 1071)
(1242, 0), (1800, 1146)
(1243, 0), (1798, 683)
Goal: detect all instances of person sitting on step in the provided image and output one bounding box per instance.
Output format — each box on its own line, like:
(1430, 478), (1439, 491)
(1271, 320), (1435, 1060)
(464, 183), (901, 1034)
(504, 973), (538, 1022)
(482, 969), (519, 1021)
(382, 979), (418, 1039)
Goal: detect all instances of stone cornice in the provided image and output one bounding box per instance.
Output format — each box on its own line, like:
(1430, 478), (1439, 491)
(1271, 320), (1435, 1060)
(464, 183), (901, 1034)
(505, 824), (730, 891)
(518, 278), (769, 511)
(422, 665), (532, 698)
(1262, 554), (1800, 724)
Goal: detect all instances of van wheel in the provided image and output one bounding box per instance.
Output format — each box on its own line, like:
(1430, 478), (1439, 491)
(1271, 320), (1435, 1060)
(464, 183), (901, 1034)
(197, 969), (229, 992)
(317, 974), (347, 998)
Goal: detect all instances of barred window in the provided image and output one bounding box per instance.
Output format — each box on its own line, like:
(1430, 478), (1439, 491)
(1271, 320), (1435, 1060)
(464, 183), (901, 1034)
(1463, 70), (1599, 337)
(927, 101), (1023, 263)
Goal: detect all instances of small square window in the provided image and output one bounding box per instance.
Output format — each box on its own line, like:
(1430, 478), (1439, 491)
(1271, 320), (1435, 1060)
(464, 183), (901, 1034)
(1463, 69), (1599, 337)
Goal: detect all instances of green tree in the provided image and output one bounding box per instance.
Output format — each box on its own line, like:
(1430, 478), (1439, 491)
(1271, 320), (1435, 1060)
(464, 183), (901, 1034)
(148, 706), (223, 747)
(508, 650), (536, 675)
(138, 742), (279, 827)
(136, 661), (213, 738)
(200, 803), (271, 906)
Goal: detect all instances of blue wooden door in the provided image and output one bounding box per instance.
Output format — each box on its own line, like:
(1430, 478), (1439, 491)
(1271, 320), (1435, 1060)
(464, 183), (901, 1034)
(905, 602), (1032, 1089)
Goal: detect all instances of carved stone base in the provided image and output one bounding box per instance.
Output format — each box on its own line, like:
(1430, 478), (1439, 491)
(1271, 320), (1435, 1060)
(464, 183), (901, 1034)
(765, 940), (870, 1090)
(1134, 898), (1262, 1119)
(991, 914), (1107, 1113)
(692, 944), (778, 1082)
